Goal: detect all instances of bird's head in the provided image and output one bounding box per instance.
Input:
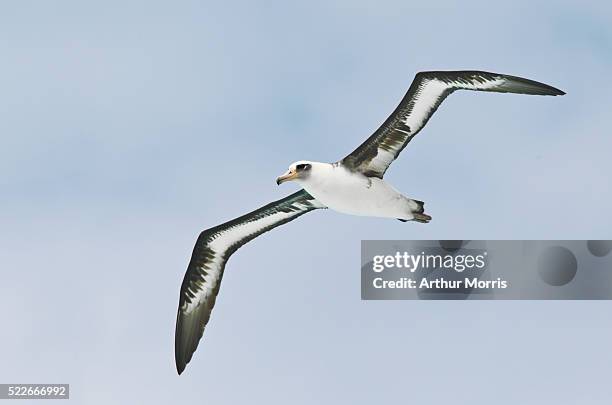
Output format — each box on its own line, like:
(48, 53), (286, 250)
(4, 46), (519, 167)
(276, 161), (314, 185)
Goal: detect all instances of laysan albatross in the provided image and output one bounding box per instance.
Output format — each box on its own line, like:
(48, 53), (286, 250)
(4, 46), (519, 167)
(175, 70), (564, 374)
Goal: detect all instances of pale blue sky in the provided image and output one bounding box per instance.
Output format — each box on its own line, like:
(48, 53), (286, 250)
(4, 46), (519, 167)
(1, 1), (612, 404)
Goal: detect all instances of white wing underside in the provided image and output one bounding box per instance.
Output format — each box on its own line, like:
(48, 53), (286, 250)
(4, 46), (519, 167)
(181, 195), (322, 314)
(342, 71), (564, 178)
(175, 189), (324, 374)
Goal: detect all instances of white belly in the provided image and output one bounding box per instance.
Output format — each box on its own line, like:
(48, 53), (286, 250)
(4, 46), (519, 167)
(297, 165), (414, 220)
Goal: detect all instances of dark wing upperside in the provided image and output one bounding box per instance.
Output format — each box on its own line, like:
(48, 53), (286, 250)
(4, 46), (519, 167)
(175, 189), (325, 374)
(341, 70), (565, 178)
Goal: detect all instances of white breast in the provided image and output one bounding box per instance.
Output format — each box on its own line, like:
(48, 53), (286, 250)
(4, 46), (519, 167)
(296, 163), (412, 219)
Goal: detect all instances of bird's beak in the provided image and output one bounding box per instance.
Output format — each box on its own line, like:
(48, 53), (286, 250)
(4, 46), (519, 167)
(276, 170), (298, 185)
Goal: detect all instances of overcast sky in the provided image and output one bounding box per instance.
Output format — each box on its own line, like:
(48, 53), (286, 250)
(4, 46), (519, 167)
(1, 1), (612, 404)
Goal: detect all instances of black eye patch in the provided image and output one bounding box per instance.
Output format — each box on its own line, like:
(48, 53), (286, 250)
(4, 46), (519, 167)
(296, 164), (311, 171)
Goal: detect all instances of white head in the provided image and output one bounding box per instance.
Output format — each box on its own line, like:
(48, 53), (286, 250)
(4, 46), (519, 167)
(276, 160), (315, 185)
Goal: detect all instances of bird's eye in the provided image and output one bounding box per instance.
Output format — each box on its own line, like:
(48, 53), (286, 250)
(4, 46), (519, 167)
(296, 164), (306, 171)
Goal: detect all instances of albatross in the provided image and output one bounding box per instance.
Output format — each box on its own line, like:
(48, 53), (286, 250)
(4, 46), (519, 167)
(175, 70), (564, 374)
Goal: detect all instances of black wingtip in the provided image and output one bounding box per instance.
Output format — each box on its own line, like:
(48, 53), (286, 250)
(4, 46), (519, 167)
(536, 81), (565, 96)
(175, 321), (189, 375)
(499, 73), (566, 96)
(175, 337), (192, 375)
(175, 352), (186, 375)
(547, 86), (566, 96)
(175, 346), (189, 375)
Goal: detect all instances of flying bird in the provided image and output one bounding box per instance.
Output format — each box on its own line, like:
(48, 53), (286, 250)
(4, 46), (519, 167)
(175, 70), (564, 374)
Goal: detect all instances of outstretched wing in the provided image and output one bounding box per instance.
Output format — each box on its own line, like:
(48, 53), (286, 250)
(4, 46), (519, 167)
(175, 189), (325, 374)
(342, 70), (565, 178)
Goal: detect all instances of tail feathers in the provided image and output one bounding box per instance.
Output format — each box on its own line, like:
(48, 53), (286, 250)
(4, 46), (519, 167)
(412, 213), (432, 223)
(397, 199), (432, 223)
(396, 213), (432, 223)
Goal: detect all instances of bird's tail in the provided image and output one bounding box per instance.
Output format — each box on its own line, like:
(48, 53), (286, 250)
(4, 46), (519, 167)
(409, 199), (432, 223)
(412, 212), (432, 223)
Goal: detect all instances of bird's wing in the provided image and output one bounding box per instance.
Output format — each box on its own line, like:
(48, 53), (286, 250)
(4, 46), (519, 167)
(175, 189), (325, 374)
(341, 70), (565, 178)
